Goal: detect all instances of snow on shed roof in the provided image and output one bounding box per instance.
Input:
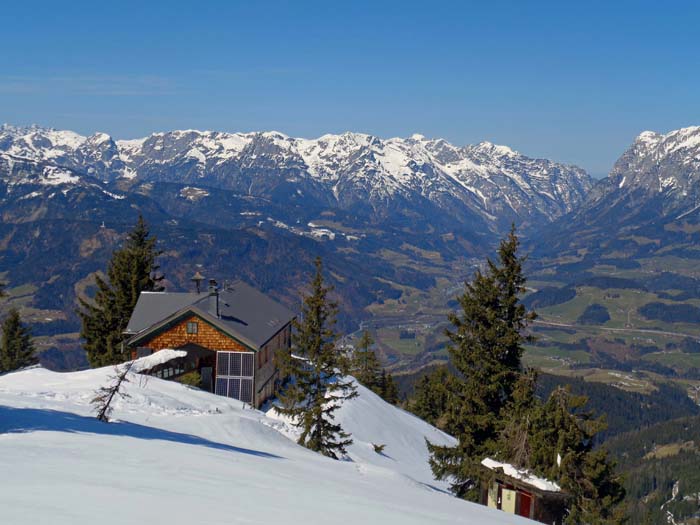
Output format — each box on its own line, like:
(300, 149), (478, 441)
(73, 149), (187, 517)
(130, 349), (187, 373)
(481, 458), (561, 493)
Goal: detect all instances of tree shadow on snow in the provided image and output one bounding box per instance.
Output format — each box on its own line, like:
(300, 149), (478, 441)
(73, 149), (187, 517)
(0, 406), (282, 459)
(417, 481), (452, 495)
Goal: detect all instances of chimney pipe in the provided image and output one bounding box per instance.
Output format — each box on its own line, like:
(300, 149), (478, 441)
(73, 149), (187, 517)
(208, 279), (219, 317)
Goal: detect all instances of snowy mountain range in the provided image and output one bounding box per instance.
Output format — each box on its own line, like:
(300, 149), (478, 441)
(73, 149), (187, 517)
(3, 122), (700, 365)
(534, 125), (700, 258)
(0, 363), (531, 525)
(0, 124), (593, 230)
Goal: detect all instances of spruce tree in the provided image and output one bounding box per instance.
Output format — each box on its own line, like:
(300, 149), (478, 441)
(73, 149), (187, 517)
(78, 215), (164, 367)
(378, 369), (399, 404)
(427, 226), (535, 499)
(527, 387), (626, 524)
(495, 369), (539, 468)
(352, 330), (381, 390)
(0, 308), (36, 372)
(275, 257), (358, 459)
(424, 227), (625, 518)
(411, 366), (453, 428)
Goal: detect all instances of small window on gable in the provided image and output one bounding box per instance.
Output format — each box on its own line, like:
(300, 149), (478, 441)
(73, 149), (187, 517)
(186, 321), (198, 334)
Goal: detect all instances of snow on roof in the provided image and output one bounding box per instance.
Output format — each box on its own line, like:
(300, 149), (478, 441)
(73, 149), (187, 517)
(130, 349), (187, 373)
(481, 458), (561, 493)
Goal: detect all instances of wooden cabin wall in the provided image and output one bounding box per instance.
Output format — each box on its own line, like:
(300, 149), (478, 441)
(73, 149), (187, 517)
(255, 324), (292, 406)
(139, 315), (250, 353)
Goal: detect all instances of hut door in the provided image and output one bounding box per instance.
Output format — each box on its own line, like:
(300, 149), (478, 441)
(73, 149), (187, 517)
(215, 351), (255, 404)
(201, 367), (213, 392)
(501, 488), (517, 514)
(518, 492), (533, 518)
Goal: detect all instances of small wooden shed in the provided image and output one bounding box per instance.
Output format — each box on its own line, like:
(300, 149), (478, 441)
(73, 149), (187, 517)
(481, 458), (569, 525)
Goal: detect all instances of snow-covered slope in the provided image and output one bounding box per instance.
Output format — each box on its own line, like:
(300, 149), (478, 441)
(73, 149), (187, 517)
(0, 366), (531, 524)
(0, 124), (592, 228)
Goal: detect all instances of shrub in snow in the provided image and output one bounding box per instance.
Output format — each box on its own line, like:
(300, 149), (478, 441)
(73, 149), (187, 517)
(372, 443), (386, 454)
(92, 361), (133, 422)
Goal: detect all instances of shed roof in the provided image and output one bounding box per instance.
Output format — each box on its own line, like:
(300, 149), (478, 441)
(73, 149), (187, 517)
(481, 458), (561, 493)
(125, 280), (295, 349)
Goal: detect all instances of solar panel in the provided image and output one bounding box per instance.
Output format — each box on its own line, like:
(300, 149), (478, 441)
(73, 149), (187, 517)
(217, 352), (230, 376)
(242, 353), (254, 377)
(231, 353), (242, 376)
(214, 351), (255, 405)
(215, 378), (228, 397)
(228, 378), (241, 400)
(240, 378), (253, 403)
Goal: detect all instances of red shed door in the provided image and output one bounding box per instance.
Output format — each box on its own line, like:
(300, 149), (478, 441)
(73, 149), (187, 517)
(518, 491), (533, 518)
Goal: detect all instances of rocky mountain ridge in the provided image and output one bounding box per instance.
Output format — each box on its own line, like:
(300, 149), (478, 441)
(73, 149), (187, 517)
(533, 125), (700, 258)
(0, 124), (593, 230)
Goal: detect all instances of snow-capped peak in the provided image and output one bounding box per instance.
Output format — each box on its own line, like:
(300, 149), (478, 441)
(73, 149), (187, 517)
(607, 125), (700, 199)
(635, 130), (661, 145)
(633, 126), (700, 152)
(0, 124), (594, 227)
(470, 141), (518, 157)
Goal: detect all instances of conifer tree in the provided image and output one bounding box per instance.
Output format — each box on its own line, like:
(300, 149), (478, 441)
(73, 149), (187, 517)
(378, 368), (399, 404)
(352, 330), (381, 389)
(495, 369), (539, 468)
(424, 227), (625, 518)
(427, 226), (535, 499)
(411, 366), (453, 428)
(385, 372), (399, 404)
(78, 215), (164, 367)
(527, 387), (626, 524)
(0, 308), (36, 372)
(275, 257), (357, 459)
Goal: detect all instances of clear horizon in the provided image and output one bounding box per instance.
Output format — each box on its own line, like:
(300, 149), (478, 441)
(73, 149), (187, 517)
(2, 0), (699, 178)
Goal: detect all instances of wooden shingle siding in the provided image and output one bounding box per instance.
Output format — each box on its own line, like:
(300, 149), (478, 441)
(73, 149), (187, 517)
(141, 315), (250, 353)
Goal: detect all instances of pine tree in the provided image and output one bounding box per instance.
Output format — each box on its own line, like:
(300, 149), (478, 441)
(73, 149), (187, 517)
(352, 330), (381, 390)
(495, 369), (539, 468)
(275, 257), (357, 459)
(427, 226), (535, 499)
(378, 369), (399, 404)
(78, 215), (164, 367)
(411, 366), (455, 429)
(527, 387), (626, 524)
(422, 226), (625, 518)
(0, 308), (36, 372)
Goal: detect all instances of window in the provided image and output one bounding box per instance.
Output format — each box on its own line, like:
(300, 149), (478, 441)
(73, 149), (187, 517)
(186, 321), (198, 334)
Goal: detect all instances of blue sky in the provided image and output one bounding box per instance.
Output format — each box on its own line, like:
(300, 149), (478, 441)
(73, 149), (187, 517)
(1, 1), (699, 176)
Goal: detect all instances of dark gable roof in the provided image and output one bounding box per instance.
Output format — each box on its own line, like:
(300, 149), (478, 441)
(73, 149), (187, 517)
(125, 280), (295, 349)
(125, 292), (201, 334)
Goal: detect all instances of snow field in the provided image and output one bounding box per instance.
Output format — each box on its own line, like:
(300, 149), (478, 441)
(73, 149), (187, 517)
(0, 366), (533, 524)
